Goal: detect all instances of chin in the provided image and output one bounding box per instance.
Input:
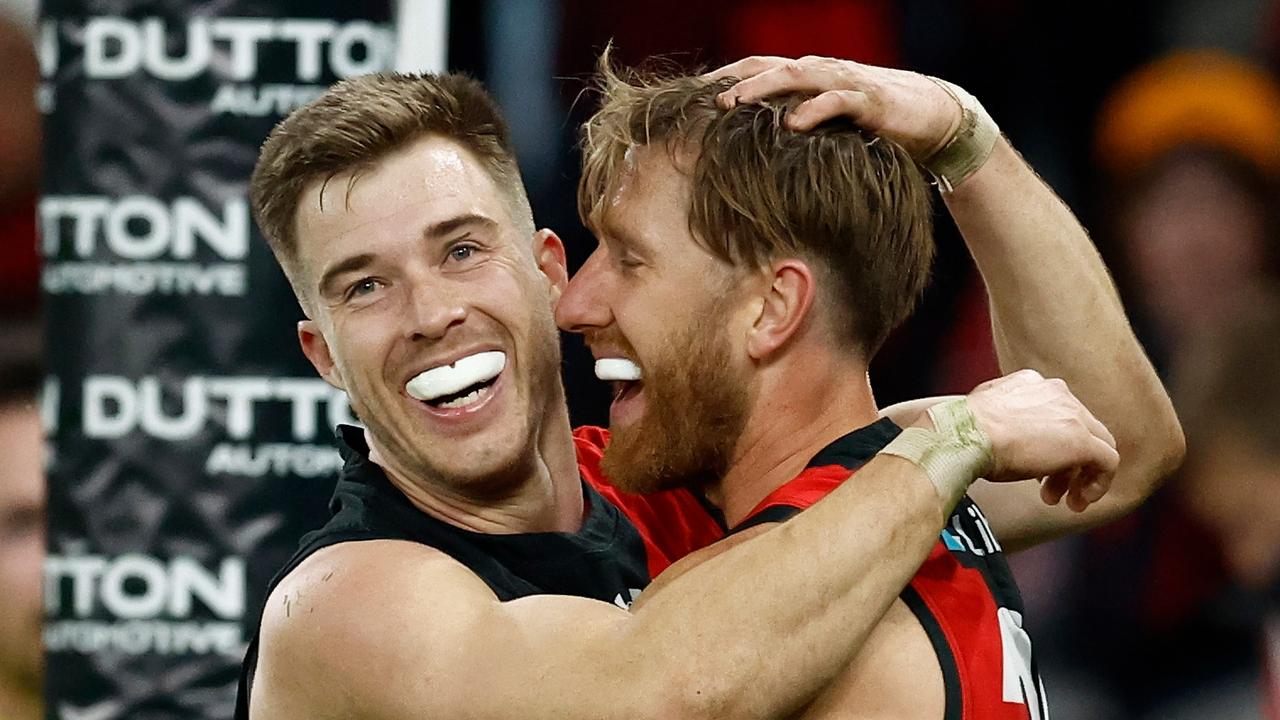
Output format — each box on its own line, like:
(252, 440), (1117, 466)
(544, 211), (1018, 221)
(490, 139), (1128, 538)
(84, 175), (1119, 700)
(414, 421), (542, 495)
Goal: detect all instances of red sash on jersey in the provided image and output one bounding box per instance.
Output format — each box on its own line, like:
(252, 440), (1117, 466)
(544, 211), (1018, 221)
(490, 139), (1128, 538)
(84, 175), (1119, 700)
(737, 420), (1048, 720)
(573, 426), (725, 578)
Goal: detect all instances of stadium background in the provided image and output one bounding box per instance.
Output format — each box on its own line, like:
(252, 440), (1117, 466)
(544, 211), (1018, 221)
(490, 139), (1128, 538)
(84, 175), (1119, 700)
(0, 0), (1277, 718)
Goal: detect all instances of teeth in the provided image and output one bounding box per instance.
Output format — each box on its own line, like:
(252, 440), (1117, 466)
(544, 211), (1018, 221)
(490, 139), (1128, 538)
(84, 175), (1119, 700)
(436, 385), (490, 409)
(407, 351), (506, 402)
(595, 358), (642, 382)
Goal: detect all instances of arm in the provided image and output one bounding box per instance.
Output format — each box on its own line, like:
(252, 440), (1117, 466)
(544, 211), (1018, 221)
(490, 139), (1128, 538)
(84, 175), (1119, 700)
(252, 372), (1117, 720)
(253, 456), (948, 720)
(713, 57), (1184, 550)
(942, 139), (1184, 548)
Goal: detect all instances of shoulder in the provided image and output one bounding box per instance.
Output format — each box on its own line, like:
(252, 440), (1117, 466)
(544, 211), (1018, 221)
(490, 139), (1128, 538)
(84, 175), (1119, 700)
(252, 540), (496, 718)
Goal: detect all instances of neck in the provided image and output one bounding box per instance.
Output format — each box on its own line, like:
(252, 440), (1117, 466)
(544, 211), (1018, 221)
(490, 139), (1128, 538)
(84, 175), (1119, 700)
(709, 352), (880, 527)
(374, 393), (584, 535)
(0, 674), (41, 720)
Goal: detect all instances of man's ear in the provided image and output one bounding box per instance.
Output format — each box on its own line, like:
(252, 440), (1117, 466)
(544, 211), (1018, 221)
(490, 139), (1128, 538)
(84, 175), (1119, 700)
(298, 320), (345, 390)
(532, 228), (569, 304)
(746, 259), (816, 360)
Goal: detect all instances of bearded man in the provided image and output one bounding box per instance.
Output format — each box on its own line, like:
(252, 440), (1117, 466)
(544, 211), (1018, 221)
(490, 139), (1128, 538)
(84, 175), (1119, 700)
(556, 55), (1184, 718)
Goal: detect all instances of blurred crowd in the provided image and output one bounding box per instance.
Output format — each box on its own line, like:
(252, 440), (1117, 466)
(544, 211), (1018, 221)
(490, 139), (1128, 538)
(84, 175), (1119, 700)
(3, 1), (1280, 719)
(0, 1), (43, 720)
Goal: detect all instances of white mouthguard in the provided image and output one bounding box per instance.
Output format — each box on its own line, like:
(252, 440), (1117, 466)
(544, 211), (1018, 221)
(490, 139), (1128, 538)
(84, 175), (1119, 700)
(594, 358), (642, 382)
(406, 351), (507, 402)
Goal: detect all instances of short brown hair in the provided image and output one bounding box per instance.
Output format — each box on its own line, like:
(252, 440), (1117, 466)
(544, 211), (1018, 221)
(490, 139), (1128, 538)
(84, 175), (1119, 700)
(250, 72), (532, 298)
(579, 59), (934, 355)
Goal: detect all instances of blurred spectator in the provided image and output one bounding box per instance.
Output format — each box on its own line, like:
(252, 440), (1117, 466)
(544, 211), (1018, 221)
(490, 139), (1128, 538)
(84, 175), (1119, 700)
(0, 7), (38, 316)
(0, 324), (43, 720)
(1094, 51), (1280, 370)
(1170, 289), (1280, 720)
(1021, 50), (1280, 720)
(0, 7), (42, 720)
(1123, 288), (1280, 719)
(1176, 288), (1280, 595)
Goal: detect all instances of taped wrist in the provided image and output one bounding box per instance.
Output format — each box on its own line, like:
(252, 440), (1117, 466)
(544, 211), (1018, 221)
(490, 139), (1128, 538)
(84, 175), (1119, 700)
(879, 398), (995, 511)
(921, 78), (1000, 193)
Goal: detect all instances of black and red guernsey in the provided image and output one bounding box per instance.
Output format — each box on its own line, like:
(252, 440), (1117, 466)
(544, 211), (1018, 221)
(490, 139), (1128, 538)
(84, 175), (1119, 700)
(736, 417), (1050, 720)
(237, 420), (1049, 719)
(234, 424), (722, 719)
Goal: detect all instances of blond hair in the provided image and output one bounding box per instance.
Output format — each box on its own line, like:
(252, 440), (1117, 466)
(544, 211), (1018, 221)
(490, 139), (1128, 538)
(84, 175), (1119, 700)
(579, 55), (934, 354)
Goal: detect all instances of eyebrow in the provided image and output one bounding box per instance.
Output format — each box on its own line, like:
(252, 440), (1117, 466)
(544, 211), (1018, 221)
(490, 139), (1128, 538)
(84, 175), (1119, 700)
(597, 216), (652, 255)
(318, 253), (377, 299)
(315, 213), (501, 298)
(423, 213), (498, 240)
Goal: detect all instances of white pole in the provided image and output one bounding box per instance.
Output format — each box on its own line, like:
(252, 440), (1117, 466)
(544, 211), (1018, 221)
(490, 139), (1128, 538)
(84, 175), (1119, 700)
(394, 0), (449, 73)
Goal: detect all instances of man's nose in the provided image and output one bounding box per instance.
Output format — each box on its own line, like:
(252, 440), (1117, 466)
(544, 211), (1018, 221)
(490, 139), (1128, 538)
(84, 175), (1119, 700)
(404, 279), (467, 341)
(555, 249), (613, 333)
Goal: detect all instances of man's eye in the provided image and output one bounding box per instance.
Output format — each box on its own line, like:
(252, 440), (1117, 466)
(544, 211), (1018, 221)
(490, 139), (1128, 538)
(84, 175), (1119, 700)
(347, 278), (380, 299)
(449, 244), (477, 263)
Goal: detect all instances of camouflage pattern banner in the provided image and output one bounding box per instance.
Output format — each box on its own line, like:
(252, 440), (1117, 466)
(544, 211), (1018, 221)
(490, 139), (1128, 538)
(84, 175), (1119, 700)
(39, 2), (400, 717)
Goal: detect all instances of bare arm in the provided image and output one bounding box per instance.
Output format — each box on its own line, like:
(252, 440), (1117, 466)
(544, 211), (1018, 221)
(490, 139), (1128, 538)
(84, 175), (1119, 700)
(713, 57), (1185, 550)
(254, 455), (946, 720)
(943, 140), (1184, 548)
(251, 372), (1116, 720)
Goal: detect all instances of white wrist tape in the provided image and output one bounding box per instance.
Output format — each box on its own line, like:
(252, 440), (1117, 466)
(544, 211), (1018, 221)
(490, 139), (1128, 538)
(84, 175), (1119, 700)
(921, 78), (1000, 193)
(879, 399), (995, 510)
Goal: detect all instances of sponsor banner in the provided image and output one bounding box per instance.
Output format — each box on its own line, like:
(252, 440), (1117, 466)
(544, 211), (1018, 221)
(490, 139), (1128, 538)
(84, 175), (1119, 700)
(41, 2), (396, 717)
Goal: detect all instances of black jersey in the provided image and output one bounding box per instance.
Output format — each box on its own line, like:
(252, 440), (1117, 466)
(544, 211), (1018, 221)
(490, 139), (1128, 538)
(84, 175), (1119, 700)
(234, 424), (721, 718)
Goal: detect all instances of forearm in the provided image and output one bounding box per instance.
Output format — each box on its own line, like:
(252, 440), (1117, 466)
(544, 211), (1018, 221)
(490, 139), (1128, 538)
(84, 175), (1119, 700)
(944, 139), (1183, 505)
(620, 455), (945, 720)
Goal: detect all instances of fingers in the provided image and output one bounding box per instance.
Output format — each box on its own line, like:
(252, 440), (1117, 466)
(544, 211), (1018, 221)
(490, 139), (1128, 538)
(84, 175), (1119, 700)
(1040, 469), (1073, 506)
(702, 55), (790, 82)
(717, 63), (834, 109)
(1059, 439), (1118, 512)
(788, 90), (874, 131)
(1079, 406), (1117, 451)
(715, 58), (867, 113)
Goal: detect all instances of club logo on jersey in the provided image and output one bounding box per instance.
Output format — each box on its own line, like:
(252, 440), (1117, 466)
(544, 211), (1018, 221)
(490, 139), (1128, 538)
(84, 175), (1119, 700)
(941, 502), (1003, 556)
(612, 588), (642, 610)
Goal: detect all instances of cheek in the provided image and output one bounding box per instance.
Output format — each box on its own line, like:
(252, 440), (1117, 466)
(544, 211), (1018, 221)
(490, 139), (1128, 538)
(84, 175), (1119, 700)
(329, 316), (398, 386)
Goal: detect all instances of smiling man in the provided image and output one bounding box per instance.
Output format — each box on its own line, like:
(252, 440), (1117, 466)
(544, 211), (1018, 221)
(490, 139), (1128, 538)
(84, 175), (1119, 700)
(235, 71), (1121, 720)
(557, 56), (1185, 718)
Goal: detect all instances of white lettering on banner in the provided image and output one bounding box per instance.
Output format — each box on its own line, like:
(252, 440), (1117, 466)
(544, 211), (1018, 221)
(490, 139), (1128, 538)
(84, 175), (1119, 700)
(45, 620), (243, 656)
(41, 196), (247, 261)
(53, 17), (393, 83)
(209, 83), (326, 116)
(205, 442), (345, 478)
(81, 376), (355, 442)
(43, 554), (248, 657)
(41, 262), (245, 296)
(39, 196), (250, 296)
(41, 378), (60, 435)
(37, 19), (57, 78)
(45, 554), (244, 619)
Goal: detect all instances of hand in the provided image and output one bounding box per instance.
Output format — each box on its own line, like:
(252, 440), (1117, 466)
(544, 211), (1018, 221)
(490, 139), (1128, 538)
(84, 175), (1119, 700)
(956, 369), (1120, 512)
(705, 55), (963, 160)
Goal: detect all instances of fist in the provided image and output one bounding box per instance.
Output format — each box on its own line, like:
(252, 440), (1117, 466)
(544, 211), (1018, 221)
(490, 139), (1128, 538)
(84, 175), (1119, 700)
(959, 369), (1119, 512)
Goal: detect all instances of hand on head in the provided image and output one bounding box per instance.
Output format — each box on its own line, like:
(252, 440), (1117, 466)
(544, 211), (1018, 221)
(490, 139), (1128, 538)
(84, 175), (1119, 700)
(704, 55), (963, 160)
